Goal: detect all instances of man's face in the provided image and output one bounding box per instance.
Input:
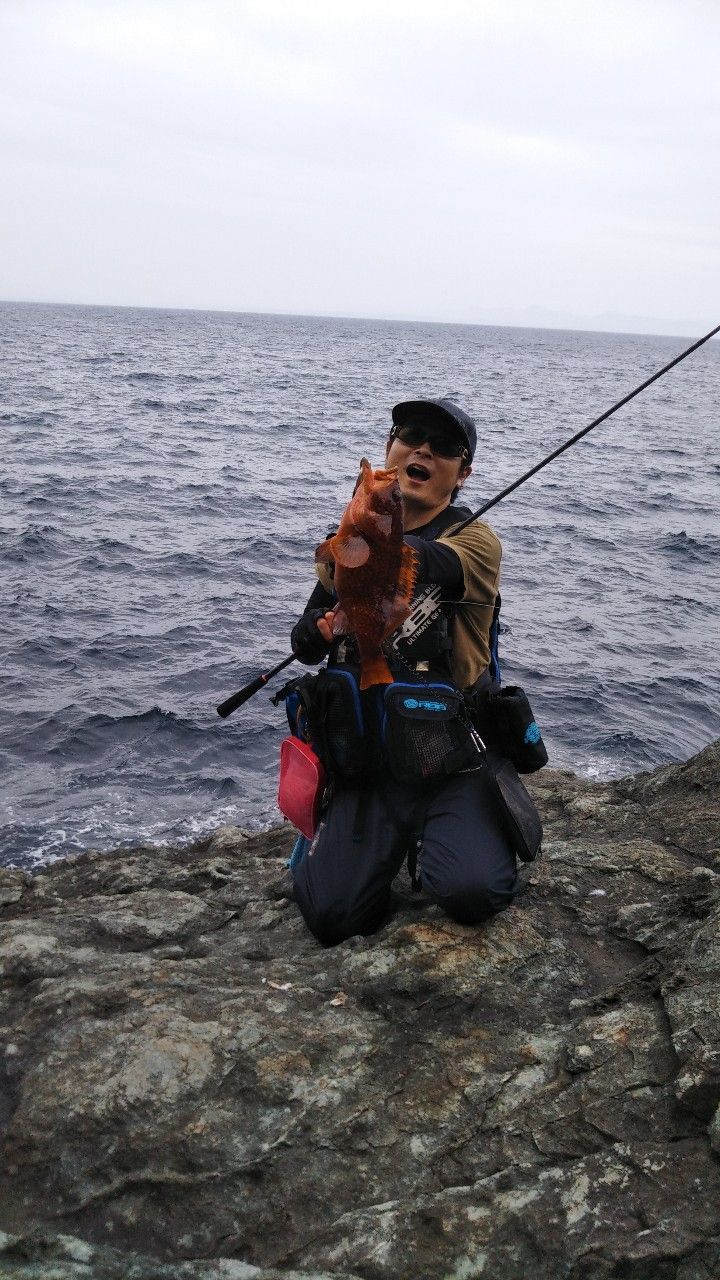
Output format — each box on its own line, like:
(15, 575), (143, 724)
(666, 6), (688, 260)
(386, 426), (472, 516)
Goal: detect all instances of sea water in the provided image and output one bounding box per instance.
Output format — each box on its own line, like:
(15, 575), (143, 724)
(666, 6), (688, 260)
(1, 302), (718, 869)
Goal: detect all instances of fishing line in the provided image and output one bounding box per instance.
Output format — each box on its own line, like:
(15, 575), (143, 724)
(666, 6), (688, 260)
(448, 322), (720, 538)
(216, 322), (718, 714)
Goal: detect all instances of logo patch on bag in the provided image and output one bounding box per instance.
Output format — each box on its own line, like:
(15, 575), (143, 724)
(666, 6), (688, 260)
(524, 720), (541, 745)
(402, 696), (449, 713)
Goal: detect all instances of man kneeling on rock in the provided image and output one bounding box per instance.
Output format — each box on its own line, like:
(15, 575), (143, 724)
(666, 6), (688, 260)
(287, 397), (542, 946)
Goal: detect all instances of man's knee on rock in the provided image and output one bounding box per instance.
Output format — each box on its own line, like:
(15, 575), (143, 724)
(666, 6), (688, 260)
(306, 905), (357, 946)
(443, 886), (514, 924)
(423, 868), (516, 924)
(295, 895), (386, 947)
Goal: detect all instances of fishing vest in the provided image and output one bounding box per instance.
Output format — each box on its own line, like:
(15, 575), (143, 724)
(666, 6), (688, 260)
(277, 501), (546, 796)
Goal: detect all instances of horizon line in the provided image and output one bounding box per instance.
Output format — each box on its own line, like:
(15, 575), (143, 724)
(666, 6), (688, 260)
(0, 295), (712, 344)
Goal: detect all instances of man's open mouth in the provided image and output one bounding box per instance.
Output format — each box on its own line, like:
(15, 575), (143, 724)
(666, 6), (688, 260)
(406, 464), (431, 481)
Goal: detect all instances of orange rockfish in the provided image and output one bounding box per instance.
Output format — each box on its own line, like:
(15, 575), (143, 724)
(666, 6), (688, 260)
(315, 459), (417, 689)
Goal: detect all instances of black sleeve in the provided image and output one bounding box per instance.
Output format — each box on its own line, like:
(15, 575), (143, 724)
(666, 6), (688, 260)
(302, 579), (335, 614)
(290, 580), (335, 665)
(404, 535), (464, 597)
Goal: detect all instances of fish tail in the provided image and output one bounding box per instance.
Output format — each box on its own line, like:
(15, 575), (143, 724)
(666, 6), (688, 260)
(359, 653), (394, 690)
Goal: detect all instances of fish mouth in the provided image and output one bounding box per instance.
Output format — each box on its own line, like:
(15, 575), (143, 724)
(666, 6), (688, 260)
(405, 463), (431, 482)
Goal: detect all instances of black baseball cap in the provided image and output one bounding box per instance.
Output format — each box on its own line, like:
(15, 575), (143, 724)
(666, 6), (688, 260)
(391, 397), (477, 462)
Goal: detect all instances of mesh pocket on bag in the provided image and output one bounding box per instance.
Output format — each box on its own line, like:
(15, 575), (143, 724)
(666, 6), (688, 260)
(325, 681), (362, 775)
(383, 684), (482, 783)
(309, 667), (368, 778)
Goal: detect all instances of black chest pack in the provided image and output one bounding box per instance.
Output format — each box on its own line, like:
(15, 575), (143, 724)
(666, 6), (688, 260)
(282, 663), (485, 785)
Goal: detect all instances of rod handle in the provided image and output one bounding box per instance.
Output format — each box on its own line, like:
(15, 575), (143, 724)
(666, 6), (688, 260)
(216, 653), (296, 718)
(217, 675), (269, 718)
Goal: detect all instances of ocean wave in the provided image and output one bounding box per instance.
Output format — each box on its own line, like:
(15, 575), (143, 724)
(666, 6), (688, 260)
(563, 616), (595, 633)
(1, 795), (279, 872)
(125, 370), (166, 383)
(659, 530), (719, 564)
(14, 706), (206, 769)
(1, 524), (69, 560)
(667, 592), (717, 614)
(74, 552), (140, 574)
(177, 399), (217, 412)
(68, 768), (239, 797)
(1, 412), (48, 427)
(152, 550), (213, 574)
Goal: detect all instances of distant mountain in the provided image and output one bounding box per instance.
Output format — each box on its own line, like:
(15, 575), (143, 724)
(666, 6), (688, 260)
(466, 305), (711, 339)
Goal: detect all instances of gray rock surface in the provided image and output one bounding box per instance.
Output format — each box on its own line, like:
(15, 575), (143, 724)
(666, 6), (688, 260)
(1, 743), (719, 1279)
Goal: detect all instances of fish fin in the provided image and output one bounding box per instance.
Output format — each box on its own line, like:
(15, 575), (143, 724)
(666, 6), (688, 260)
(359, 654), (394, 689)
(354, 459), (372, 495)
(331, 607), (349, 636)
(384, 597), (413, 633)
(315, 538), (335, 564)
(331, 534), (370, 568)
(397, 542), (419, 606)
(382, 543), (420, 632)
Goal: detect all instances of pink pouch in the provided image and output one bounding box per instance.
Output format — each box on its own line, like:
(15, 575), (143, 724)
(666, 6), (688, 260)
(277, 736), (327, 839)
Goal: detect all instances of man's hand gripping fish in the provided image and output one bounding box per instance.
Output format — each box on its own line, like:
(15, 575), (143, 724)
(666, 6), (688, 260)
(315, 459), (418, 689)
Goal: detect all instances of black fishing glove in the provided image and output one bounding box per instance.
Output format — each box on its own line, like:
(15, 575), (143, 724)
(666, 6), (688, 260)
(291, 609), (332, 665)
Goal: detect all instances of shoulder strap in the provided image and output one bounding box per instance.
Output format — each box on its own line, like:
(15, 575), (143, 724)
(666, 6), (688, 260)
(376, 780), (442, 892)
(416, 503), (473, 542)
(488, 592), (502, 684)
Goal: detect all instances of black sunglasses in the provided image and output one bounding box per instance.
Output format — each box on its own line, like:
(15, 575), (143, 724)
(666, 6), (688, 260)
(392, 423), (469, 461)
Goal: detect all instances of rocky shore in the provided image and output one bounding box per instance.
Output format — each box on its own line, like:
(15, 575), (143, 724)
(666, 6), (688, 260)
(1, 743), (719, 1279)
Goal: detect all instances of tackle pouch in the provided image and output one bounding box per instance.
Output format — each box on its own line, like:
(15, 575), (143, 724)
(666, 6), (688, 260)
(382, 682), (484, 784)
(485, 755), (543, 862)
(485, 685), (548, 774)
(277, 735), (327, 840)
(308, 667), (371, 779)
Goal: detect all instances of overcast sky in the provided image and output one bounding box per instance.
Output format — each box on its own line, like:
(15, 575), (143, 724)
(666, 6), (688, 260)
(1, 0), (718, 335)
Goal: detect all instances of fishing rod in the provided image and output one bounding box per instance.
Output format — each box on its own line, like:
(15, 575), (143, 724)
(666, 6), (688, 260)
(448, 321), (720, 538)
(216, 654), (296, 718)
(217, 322), (718, 715)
